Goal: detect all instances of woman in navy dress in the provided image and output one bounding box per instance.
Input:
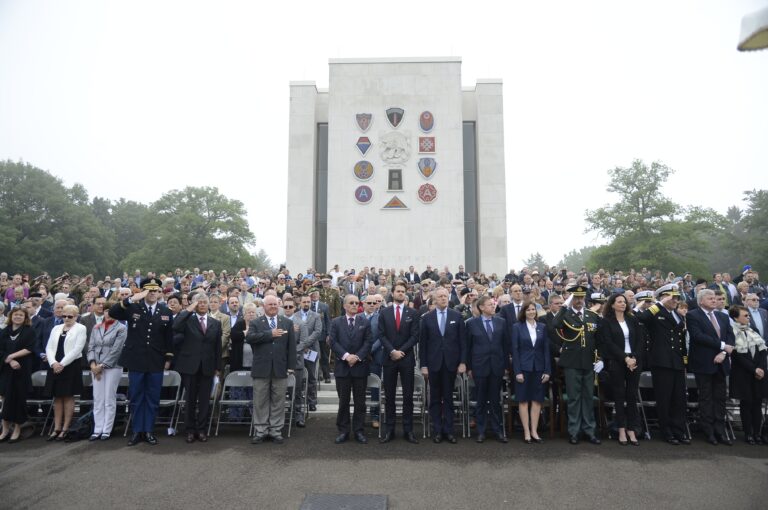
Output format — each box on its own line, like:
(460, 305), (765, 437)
(511, 301), (551, 443)
(0, 308), (36, 443)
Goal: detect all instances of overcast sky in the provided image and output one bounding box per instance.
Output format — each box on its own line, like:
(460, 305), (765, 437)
(1, 0), (766, 272)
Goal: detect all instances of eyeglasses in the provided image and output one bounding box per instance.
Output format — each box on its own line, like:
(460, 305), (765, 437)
(348, 301), (359, 305)
(62, 315), (76, 319)
(365, 302), (375, 305)
(284, 305), (295, 309)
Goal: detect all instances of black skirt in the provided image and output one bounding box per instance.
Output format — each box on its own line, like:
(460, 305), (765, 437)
(45, 362), (83, 398)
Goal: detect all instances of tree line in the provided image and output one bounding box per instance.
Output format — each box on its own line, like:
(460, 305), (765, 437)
(0, 160), (271, 276)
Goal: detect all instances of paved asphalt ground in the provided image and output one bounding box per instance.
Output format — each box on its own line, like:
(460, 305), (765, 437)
(1, 415), (766, 510)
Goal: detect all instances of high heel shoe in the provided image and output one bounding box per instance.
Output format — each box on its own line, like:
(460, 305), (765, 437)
(532, 437), (544, 444)
(523, 437), (532, 444)
(618, 437), (629, 446)
(47, 430), (61, 442)
(629, 438), (639, 446)
(55, 431), (69, 442)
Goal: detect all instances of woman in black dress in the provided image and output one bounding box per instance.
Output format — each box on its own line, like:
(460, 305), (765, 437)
(596, 293), (643, 445)
(729, 305), (767, 444)
(0, 307), (36, 443)
(44, 304), (87, 441)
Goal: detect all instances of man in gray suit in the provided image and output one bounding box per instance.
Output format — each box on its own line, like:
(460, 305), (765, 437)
(246, 294), (296, 444)
(283, 296), (313, 428)
(309, 289), (332, 383)
(297, 295), (323, 413)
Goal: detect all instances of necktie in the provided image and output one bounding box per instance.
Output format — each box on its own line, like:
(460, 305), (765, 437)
(515, 304), (520, 317)
(484, 319), (493, 339)
(395, 305), (401, 331)
(148, 306), (154, 316)
(313, 302), (318, 312)
(199, 316), (207, 333)
(439, 311), (446, 336)
(270, 317), (276, 330)
(348, 317), (355, 330)
(708, 311), (721, 338)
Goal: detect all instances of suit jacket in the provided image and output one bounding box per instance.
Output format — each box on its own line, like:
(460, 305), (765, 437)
(511, 320), (551, 375)
(288, 314), (312, 367)
(109, 298), (175, 373)
(87, 321), (128, 368)
(45, 323), (87, 368)
(310, 300), (330, 340)
(687, 307), (735, 375)
(748, 307), (768, 340)
(637, 304), (687, 371)
(378, 303), (419, 367)
(418, 307), (466, 372)
(209, 309), (232, 359)
(405, 272), (421, 284)
(465, 315), (510, 378)
(296, 309), (322, 352)
(596, 315), (644, 363)
(34, 315), (59, 359)
(330, 314), (372, 378)
(172, 311), (223, 376)
(229, 318), (248, 371)
(246, 314), (296, 379)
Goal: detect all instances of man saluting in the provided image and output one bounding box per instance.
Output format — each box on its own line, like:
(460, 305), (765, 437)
(109, 278), (174, 446)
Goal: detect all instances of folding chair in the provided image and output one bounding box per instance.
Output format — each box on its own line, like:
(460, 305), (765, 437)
(123, 370), (182, 436)
(284, 373), (296, 437)
(684, 373), (699, 439)
(26, 371), (53, 436)
(637, 371), (655, 440)
(75, 370), (94, 414)
(453, 374), (467, 438)
(213, 371), (254, 436)
(174, 376), (220, 435)
(413, 371), (428, 438)
(364, 374), (382, 432)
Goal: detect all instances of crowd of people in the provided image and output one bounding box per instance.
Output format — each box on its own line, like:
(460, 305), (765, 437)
(0, 263), (766, 447)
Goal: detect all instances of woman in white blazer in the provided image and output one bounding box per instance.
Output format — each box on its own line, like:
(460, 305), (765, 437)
(45, 304), (87, 441)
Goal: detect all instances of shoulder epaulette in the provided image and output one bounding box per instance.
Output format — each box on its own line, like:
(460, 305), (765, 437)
(649, 304), (660, 315)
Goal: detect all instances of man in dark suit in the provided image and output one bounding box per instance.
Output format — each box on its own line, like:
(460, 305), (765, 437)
(637, 284), (689, 444)
(109, 278), (175, 446)
(330, 294), (373, 444)
(465, 295), (509, 443)
(419, 288), (466, 443)
(405, 266), (421, 284)
(378, 282), (420, 444)
(172, 293), (222, 443)
(687, 288), (736, 445)
(246, 294), (296, 444)
(500, 284), (525, 324)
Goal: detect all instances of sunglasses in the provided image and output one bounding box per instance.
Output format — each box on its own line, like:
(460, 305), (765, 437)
(284, 305), (295, 309)
(348, 301), (360, 305)
(62, 315), (76, 319)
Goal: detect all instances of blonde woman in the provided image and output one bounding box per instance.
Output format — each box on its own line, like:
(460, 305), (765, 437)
(45, 304), (86, 441)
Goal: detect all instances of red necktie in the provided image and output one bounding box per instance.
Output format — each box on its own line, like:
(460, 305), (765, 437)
(395, 305), (401, 331)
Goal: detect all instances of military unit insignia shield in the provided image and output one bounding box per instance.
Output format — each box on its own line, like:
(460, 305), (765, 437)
(418, 157), (437, 179)
(356, 113), (372, 132)
(417, 183), (437, 204)
(356, 136), (372, 156)
(354, 185), (373, 204)
(418, 137), (435, 153)
(419, 111), (434, 132)
(382, 196), (408, 209)
(386, 107), (404, 128)
(353, 161), (374, 181)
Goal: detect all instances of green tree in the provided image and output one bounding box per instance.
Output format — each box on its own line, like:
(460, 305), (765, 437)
(741, 189), (768, 272)
(586, 159), (678, 237)
(522, 252), (547, 269)
(559, 246), (597, 272)
(0, 160), (116, 275)
(121, 186), (257, 271)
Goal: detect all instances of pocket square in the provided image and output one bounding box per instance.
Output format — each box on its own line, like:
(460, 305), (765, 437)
(449, 321), (456, 324)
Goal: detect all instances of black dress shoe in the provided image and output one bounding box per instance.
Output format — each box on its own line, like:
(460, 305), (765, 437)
(444, 434), (457, 444)
(295, 420), (306, 428)
(476, 434), (485, 443)
(309, 404), (317, 412)
(324, 378), (331, 384)
(707, 436), (718, 445)
(717, 436), (733, 446)
(127, 432), (143, 446)
(335, 433), (349, 444)
(354, 432), (368, 444)
(272, 435), (285, 444)
(404, 432), (419, 444)
(497, 435), (509, 444)
(666, 437), (680, 445)
(677, 436), (691, 445)
(251, 435), (265, 444)
(569, 436), (579, 445)
(379, 431), (394, 443)
(145, 433), (158, 445)
(433, 435), (442, 444)
(588, 436), (601, 445)
(186, 432), (196, 444)
(197, 432), (208, 443)
(746, 435), (756, 445)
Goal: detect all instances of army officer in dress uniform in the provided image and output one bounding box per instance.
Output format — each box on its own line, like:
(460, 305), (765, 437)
(637, 284), (690, 445)
(109, 278), (174, 446)
(552, 284), (602, 445)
